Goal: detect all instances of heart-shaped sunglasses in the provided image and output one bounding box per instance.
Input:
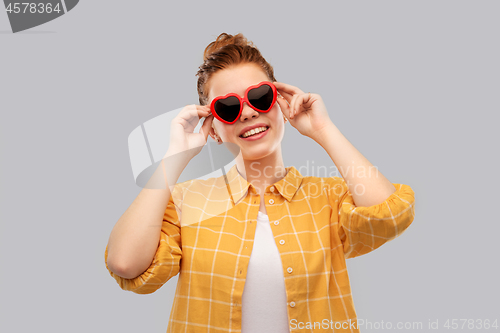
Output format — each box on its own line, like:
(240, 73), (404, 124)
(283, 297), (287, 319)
(210, 81), (277, 124)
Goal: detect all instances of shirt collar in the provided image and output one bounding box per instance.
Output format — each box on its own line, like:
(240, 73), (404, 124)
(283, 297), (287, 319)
(224, 164), (303, 205)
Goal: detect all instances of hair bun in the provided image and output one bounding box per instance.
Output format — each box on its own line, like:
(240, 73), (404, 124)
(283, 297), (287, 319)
(196, 32), (276, 107)
(203, 33), (254, 61)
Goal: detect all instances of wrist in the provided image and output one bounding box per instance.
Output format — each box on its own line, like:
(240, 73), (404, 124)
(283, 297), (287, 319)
(311, 121), (337, 144)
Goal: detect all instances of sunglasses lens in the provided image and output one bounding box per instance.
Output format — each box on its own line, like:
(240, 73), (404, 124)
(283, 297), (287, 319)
(248, 84), (274, 111)
(214, 96), (240, 123)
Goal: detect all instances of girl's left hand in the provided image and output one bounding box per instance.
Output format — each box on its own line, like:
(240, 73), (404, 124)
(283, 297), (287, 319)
(274, 81), (333, 140)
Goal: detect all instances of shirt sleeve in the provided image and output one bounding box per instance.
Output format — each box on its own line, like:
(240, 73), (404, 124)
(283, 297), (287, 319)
(334, 178), (415, 259)
(104, 185), (183, 294)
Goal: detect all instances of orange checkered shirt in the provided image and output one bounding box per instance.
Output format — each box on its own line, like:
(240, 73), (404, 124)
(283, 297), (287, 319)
(104, 164), (415, 332)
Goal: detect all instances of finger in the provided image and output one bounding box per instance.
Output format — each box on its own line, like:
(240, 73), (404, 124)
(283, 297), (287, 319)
(191, 104), (211, 119)
(278, 90), (293, 104)
(273, 81), (304, 96)
(293, 93), (309, 118)
(180, 104), (210, 123)
(289, 93), (300, 118)
(191, 107), (210, 127)
(275, 86), (293, 105)
(276, 97), (291, 120)
(199, 114), (214, 141)
(295, 92), (312, 118)
(274, 82), (305, 116)
(302, 93), (315, 109)
(198, 105), (211, 119)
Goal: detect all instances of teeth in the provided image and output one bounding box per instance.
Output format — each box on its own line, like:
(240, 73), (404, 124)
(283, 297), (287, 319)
(241, 126), (268, 138)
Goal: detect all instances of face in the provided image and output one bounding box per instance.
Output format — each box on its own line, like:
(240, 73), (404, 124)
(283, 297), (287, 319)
(207, 63), (285, 160)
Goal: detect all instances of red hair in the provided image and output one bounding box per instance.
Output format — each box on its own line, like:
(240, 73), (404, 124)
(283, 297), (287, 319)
(196, 32), (277, 106)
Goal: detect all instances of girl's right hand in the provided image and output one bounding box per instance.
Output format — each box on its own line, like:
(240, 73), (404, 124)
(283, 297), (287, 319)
(167, 104), (214, 160)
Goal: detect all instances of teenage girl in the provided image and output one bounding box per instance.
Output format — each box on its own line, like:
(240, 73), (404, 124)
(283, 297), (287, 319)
(105, 32), (415, 333)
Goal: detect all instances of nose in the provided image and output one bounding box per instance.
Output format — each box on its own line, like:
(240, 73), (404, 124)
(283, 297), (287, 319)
(239, 101), (259, 122)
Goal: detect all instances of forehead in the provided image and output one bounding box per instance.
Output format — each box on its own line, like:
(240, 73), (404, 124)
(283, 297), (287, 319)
(207, 63), (269, 101)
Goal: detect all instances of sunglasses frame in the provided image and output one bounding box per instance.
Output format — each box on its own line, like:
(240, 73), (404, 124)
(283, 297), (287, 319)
(210, 81), (277, 124)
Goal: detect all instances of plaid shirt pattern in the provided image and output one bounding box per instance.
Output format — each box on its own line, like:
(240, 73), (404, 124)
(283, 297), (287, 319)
(104, 164), (415, 332)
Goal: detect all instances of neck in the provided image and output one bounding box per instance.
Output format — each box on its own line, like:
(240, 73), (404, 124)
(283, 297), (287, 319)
(234, 148), (287, 194)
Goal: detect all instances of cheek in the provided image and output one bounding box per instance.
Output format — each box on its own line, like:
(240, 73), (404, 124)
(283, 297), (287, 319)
(271, 105), (284, 123)
(272, 106), (286, 134)
(215, 122), (234, 139)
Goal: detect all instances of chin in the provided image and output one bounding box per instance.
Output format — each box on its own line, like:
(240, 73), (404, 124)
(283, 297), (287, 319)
(241, 146), (275, 160)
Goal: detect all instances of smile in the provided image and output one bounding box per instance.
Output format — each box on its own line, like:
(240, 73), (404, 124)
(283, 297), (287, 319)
(239, 126), (269, 140)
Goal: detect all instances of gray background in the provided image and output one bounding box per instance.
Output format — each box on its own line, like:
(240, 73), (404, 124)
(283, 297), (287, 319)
(1, 1), (499, 332)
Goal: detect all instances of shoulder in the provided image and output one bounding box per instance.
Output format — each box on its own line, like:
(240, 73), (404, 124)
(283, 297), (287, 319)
(173, 173), (228, 198)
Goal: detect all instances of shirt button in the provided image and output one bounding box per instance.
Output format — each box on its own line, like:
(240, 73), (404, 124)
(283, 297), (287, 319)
(279, 239), (285, 245)
(269, 199), (274, 204)
(274, 221), (279, 226)
(287, 267), (293, 274)
(270, 186), (275, 192)
(290, 301), (296, 308)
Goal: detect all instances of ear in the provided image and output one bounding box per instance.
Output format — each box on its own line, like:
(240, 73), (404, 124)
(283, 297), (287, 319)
(208, 128), (215, 141)
(208, 123), (218, 142)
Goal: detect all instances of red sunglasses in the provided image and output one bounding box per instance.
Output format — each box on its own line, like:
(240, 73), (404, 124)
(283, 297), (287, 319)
(210, 81), (277, 124)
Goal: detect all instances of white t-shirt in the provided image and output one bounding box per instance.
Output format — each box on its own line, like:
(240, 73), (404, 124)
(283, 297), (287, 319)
(241, 210), (290, 333)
